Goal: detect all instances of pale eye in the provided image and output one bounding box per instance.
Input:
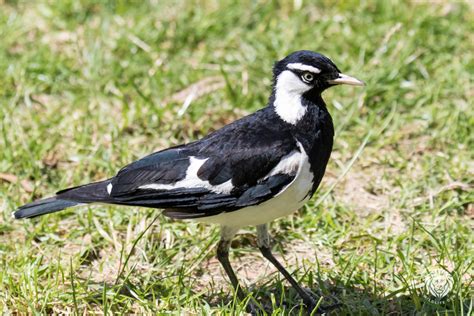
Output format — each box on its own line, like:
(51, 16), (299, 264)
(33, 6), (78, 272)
(301, 72), (314, 83)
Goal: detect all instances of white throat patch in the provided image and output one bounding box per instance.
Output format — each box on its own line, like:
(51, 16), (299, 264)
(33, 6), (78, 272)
(274, 70), (312, 124)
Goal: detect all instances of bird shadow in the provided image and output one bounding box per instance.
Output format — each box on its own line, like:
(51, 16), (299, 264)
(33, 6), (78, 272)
(200, 275), (462, 315)
(73, 270), (462, 315)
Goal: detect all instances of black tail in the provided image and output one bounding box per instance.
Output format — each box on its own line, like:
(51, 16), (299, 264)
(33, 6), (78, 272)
(14, 197), (80, 219)
(13, 179), (112, 219)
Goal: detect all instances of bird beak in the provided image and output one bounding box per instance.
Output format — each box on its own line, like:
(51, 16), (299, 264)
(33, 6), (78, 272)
(328, 73), (365, 86)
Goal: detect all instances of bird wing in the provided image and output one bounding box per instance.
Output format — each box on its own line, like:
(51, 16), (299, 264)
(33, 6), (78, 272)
(101, 109), (302, 218)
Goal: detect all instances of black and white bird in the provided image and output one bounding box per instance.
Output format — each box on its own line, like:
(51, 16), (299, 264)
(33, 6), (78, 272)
(14, 50), (363, 312)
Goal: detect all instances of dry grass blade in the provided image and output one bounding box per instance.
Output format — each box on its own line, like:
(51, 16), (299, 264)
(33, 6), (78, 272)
(0, 173), (34, 192)
(164, 76), (225, 116)
(411, 181), (473, 207)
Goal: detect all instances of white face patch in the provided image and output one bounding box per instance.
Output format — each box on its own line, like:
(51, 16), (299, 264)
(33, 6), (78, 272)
(274, 70), (312, 124)
(139, 156), (234, 194)
(287, 63), (321, 74)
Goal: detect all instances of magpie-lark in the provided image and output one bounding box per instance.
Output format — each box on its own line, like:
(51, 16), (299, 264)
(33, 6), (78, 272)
(14, 50), (364, 312)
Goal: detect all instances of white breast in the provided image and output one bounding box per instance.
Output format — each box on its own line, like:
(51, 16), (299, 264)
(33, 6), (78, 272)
(196, 142), (313, 228)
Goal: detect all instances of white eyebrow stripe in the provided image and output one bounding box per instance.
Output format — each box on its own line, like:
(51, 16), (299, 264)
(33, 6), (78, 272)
(287, 63), (321, 73)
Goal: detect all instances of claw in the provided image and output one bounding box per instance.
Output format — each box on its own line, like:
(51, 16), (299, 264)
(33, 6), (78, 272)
(246, 302), (260, 315)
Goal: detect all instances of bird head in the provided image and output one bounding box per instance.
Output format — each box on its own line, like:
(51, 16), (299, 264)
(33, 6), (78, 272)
(273, 50), (364, 96)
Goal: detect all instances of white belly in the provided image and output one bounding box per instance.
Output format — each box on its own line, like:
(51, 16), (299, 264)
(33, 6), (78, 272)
(195, 145), (313, 228)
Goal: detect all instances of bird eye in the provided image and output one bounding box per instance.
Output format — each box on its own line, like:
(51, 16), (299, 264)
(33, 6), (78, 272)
(301, 72), (314, 83)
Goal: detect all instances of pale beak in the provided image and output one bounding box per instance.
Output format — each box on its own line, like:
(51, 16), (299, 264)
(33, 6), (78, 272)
(328, 73), (365, 86)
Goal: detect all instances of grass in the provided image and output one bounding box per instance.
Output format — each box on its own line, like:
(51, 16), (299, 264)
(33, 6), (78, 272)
(0, 0), (473, 314)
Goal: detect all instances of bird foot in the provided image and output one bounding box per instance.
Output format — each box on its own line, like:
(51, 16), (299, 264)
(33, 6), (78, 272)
(303, 297), (320, 315)
(301, 289), (341, 315)
(245, 301), (260, 315)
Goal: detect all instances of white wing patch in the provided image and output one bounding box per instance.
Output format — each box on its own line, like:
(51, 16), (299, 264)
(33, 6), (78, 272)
(266, 149), (302, 178)
(107, 183), (113, 195)
(274, 70), (312, 124)
(287, 63), (321, 73)
(139, 156), (234, 194)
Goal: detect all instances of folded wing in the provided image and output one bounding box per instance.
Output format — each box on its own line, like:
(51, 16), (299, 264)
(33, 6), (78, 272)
(94, 112), (302, 218)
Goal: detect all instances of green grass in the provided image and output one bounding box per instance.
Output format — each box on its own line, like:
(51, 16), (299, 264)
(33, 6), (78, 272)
(0, 0), (473, 314)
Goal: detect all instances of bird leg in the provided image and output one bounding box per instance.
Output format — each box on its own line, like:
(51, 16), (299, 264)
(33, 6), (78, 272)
(217, 226), (257, 313)
(257, 224), (318, 311)
(217, 240), (247, 301)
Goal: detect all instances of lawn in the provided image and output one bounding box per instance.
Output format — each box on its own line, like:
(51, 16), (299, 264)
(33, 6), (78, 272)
(0, 0), (472, 314)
